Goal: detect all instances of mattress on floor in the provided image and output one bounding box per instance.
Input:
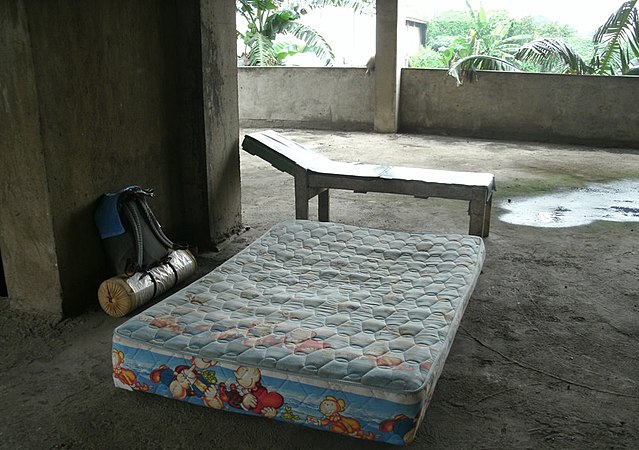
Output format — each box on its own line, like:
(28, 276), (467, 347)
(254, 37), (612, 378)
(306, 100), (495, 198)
(112, 220), (485, 445)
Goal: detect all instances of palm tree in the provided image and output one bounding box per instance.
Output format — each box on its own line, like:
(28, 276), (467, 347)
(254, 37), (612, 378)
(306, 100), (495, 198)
(237, 0), (374, 66)
(449, 0), (639, 84)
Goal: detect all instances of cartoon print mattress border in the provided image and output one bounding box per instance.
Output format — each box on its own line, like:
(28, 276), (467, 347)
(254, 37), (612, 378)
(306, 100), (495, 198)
(111, 220), (485, 445)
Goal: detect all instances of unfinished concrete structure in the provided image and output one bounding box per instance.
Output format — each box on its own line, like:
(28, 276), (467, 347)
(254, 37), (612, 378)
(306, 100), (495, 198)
(1, 2), (638, 449)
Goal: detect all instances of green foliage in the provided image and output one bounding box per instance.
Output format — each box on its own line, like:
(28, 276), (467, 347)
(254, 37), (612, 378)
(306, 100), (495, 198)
(563, 36), (595, 64)
(448, 0), (639, 83)
(272, 39), (306, 64)
(507, 14), (593, 73)
(426, 10), (472, 43)
(591, 0), (639, 74)
(408, 46), (449, 69)
(296, 0), (374, 15)
(515, 38), (591, 74)
(237, 0), (373, 66)
(428, 35), (456, 52)
(509, 15), (579, 46)
(284, 21), (335, 63)
(411, 2), (532, 68)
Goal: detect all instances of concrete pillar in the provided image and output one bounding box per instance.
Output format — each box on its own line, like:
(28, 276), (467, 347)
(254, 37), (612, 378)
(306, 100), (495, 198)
(200, 0), (243, 244)
(0, 1), (64, 316)
(374, 0), (401, 133)
(175, 4), (213, 249)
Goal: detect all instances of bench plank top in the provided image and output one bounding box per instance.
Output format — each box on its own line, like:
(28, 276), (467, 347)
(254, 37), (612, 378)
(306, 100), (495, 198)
(243, 130), (332, 175)
(243, 130), (495, 191)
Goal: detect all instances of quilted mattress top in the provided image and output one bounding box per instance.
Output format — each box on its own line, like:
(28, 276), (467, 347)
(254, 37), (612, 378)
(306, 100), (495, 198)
(115, 220), (485, 393)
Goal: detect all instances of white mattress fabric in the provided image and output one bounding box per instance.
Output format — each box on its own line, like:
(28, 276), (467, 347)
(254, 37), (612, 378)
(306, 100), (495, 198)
(112, 220), (485, 445)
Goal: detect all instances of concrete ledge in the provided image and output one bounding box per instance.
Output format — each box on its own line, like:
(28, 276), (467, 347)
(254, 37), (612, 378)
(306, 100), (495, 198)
(240, 118), (373, 131)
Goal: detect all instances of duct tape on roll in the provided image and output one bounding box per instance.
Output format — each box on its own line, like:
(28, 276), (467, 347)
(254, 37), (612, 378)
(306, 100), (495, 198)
(98, 249), (197, 317)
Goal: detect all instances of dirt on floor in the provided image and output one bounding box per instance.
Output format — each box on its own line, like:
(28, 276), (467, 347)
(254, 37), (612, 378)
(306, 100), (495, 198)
(1, 129), (638, 449)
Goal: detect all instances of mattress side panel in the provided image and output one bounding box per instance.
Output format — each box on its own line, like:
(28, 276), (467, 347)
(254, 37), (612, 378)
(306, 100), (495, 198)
(112, 336), (427, 445)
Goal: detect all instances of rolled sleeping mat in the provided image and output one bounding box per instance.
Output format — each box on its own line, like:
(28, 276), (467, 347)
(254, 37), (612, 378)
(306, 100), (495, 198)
(98, 249), (197, 317)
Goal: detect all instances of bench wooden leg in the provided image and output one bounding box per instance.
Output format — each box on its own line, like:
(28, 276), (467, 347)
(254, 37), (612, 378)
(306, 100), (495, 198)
(294, 167), (309, 220)
(469, 188), (490, 237)
(318, 189), (330, 222)
(482, 195), (493, 237)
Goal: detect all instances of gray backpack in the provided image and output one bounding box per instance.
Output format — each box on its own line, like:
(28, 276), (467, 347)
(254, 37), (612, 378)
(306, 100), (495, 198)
(94, 186), (175, 275)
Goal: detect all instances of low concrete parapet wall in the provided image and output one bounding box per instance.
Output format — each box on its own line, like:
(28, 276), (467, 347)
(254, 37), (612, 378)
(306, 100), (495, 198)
(238, 66), (639, 148)
(239, 67), (374, 130)
(399, 68), (639, 148)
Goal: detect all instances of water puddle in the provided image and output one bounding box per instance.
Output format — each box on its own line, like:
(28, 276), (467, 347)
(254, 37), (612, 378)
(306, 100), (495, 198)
(499, 179), (639, 228)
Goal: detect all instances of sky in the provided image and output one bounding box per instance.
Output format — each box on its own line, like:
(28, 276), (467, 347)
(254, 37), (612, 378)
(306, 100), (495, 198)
(431, 0), (627, 37)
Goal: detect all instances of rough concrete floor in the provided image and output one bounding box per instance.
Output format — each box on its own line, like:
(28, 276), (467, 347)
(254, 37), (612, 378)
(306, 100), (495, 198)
(1, 129), (638, 449)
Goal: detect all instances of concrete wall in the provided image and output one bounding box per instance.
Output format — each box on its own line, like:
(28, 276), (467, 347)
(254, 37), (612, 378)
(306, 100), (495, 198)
(1, 0), (241, 316)
(239, 67), (374, 130)
(400, 68), (639, 148)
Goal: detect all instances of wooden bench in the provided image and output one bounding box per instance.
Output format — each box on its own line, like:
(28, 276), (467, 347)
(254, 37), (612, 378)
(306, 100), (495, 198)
(242, 130), (496, 237)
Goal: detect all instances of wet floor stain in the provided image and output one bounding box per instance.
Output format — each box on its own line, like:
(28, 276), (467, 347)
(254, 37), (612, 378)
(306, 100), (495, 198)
(499, 179), (639, 228)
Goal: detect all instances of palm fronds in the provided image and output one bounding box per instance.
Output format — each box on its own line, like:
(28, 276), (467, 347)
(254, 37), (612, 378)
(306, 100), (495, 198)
(297, 0), (375, 15)
(246, 32), (276, 66)
(516, 38), (590, 74)
(238, 0), (372, 66)
(284, 22), (335, 65)
(592, 0), (639, 74)
(449, 0), (639, 82)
